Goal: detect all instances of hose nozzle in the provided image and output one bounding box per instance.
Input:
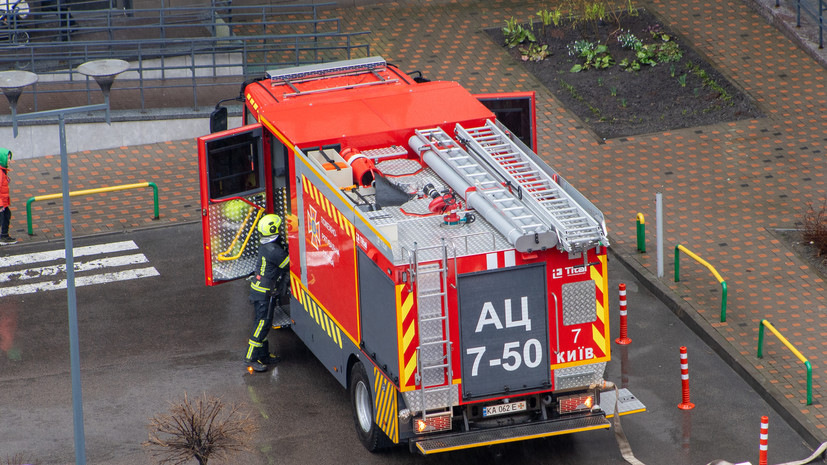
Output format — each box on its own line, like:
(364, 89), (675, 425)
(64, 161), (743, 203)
(589, 380), (617, 391)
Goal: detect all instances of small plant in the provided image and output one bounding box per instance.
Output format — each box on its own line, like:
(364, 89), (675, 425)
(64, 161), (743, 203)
(597, 77), (604, 86)
(619, 57), (641, 72)
(583, 1), (607, 37)
(670, 64), (676, 77)
(678, 73), (687, 87)
(520, 43), (550, 62)
(803, 199), (827, 257)
(645, 23), (665, 40)
(503, 17), (536, 48)
(656, 40), (683, 62)
(536, 8), (563, 33)
(617, 29), (642, 49)
(568, 40), (613, 72)
(610, 86), (617, 96)
(144, 393), (258, 465)
(686, 61), (733, 103)
(567, 39), (593, 57)
(620, 98), (627, 108)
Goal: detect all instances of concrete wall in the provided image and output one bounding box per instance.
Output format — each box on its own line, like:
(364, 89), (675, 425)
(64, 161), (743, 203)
(1, 106), (243, 159)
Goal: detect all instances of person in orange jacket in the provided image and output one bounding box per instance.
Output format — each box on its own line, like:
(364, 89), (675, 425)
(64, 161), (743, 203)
(0, 148), (15, 245)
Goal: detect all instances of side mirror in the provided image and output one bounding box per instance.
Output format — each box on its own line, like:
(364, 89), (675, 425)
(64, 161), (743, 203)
(210, 106), (228, 133)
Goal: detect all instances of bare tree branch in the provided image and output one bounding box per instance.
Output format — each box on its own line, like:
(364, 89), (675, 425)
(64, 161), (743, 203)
(143, 392), (259, 465)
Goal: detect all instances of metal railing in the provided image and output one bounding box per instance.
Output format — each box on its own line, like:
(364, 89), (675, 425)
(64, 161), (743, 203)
(0, 2), (371, 113)
(757, 319), (813, 405)
(2, 1), (338, 45)
(674, 244), (728, 322)
(26, 181), (159, 235)
(776, 0), (826, 48)
(636, 212), (645, 253)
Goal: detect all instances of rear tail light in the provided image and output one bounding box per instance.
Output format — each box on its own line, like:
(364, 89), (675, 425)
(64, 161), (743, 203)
(558, 393), (595, 414)
(414, 412), (452, 434)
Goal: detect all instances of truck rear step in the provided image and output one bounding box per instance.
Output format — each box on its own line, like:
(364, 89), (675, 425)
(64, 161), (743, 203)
(412, 414), (610, 454)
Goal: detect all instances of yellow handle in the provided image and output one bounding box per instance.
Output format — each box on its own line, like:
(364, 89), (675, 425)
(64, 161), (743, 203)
(217, 205), (264, 261)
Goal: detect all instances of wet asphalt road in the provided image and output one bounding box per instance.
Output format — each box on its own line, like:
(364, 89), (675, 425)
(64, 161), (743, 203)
(0, 222), (820, 464)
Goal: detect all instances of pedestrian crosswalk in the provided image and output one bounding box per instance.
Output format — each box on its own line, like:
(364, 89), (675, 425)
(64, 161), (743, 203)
(0, 240), (160, 297)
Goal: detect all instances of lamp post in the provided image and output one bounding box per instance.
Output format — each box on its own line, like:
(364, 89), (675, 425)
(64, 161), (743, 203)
(0, 70), (38, 137)
(0, 59), (128, 465)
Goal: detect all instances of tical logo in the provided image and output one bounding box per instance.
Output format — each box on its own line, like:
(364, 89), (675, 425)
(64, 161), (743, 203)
(551, 265), (587, 279)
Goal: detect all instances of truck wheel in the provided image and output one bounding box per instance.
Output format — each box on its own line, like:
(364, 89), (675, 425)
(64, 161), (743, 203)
(350, 361), (383, 452)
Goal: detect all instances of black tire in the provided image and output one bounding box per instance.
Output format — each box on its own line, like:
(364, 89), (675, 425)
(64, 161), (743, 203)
(12, 31), (28, 44)
(350, 361), (384, 452)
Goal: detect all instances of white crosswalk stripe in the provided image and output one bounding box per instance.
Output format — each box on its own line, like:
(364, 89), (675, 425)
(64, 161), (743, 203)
(0, 240), (159, 297)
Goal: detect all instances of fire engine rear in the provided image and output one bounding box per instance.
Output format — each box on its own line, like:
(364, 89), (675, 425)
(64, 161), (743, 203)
(197, 57), (644, 454)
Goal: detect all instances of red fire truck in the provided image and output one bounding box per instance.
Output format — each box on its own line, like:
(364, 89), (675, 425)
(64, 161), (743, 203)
(197, 57), (644, 454)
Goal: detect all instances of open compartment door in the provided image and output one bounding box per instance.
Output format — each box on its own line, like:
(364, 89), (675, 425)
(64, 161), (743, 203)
(198, 123), (266, 286)
(475, 92), (537, 151)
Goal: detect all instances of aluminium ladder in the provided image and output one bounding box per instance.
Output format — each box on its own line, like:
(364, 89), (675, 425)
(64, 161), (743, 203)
(455, 120), (607, 253)
(411, 240), (455, 420)
(413, 127), (554, 250)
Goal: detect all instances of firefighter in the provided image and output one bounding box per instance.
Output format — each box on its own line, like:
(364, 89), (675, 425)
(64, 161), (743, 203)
(245, 213), (289, 373)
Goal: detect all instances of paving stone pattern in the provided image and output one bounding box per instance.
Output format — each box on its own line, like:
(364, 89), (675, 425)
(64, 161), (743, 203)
(6, 0), (827, 445)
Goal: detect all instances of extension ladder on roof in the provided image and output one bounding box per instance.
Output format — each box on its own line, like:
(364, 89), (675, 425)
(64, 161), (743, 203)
(455, 120), (606, 253)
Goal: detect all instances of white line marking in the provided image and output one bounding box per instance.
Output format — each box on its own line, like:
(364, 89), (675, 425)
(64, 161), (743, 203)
(0, 267), (160, 297)
(0, 241), (139, 267)
(0, 254), (150, 283)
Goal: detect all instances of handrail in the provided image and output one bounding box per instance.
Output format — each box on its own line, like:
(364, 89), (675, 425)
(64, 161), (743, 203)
(757, 319), (812, 405)
(674, 244), (728, 322)
(636, 212), (645, 253)
(216, 203), (263, 261)
(26, 181), (158, 235)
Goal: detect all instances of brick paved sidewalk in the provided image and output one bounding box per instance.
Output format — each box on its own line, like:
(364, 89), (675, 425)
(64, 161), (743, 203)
(9, 140), (200, 242)
(4, 0), (827, 450)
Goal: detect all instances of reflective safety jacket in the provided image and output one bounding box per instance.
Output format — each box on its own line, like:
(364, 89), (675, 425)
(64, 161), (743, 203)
(0, 167), (9, 208)
(250, 237), (289, 301)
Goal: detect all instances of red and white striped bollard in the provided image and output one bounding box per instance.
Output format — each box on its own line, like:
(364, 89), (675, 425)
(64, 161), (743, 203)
(615, 283), (631, 344)
(759, 415), (768, 465)
(678, 346), (695, 410)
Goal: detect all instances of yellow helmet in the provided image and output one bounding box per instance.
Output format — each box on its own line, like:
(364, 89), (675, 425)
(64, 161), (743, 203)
(257, 214), (282, 237)
(222, 199), (248, 222)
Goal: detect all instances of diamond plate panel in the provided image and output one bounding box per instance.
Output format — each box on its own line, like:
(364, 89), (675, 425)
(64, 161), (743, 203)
(402, 385), (458, 413)
(208, 196), (266, 282)
(554, 362), (606, 390)
(376, 158), (423, 176)
(562, 280), (596, 326)
(599, 388), (646, 417)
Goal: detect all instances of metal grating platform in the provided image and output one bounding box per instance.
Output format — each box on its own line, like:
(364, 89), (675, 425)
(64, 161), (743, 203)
(598, 388), (646, 418)
(413, 414), (610, 454)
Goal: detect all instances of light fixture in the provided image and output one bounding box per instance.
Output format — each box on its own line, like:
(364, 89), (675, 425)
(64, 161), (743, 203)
(0, 70), (38, 137)
(76, 59), (129, 124)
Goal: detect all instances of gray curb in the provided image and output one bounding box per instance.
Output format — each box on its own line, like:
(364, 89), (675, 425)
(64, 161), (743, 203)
(610, 245), (824, 449)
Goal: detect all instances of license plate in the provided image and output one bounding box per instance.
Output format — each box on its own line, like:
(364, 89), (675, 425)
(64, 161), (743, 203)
(483, 401), (526, 417)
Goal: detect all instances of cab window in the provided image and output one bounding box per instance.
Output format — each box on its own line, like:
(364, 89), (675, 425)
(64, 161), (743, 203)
(206, 128), (264, 200)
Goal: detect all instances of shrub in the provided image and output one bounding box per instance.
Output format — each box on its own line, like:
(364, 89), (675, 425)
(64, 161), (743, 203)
(803, 200), (827, 256)
(144, 393), (258, 465)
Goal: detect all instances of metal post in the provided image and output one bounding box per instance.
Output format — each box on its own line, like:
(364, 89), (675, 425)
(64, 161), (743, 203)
(60, 114), (87, 465)
(656, 192), (663, 277)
